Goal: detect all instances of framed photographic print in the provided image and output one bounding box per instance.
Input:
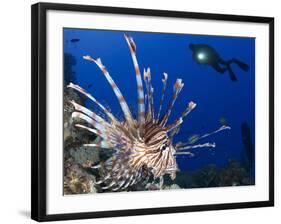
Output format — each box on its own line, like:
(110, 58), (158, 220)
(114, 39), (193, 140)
(31, 2), (274, 222)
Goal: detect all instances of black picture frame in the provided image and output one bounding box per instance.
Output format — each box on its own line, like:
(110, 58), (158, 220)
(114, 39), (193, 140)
(31, 2), (274, 222)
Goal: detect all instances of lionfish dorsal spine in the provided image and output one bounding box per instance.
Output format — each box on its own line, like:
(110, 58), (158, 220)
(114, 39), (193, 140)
(156, 72), (168, 122)
(164, 101), (197, 142)
(124, 34), (146, 134)
(160, 79), (184, 127)
(143, 67), (155, 121)
(167, 101), (197, 131)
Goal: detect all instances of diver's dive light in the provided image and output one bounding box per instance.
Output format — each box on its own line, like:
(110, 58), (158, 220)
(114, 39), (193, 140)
(197, 52), (207, 61)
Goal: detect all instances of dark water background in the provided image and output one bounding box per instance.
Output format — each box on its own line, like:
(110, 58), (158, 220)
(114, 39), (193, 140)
(64, 28), (255, 177)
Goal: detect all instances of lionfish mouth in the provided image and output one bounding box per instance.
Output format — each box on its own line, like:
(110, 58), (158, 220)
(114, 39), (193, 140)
(68, 34), (230, 192)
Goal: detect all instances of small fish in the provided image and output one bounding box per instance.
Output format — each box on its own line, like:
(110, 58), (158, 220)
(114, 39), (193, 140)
(189, 44), (249, 82)
(219, 117), (228, 126)
(70, 38), (80, 43)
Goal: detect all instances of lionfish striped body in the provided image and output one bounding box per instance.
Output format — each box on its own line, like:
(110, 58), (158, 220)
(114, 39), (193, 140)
(68, 35), (230, 191)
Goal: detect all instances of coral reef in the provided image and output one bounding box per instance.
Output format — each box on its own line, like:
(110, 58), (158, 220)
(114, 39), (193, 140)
(219, 160), (254, 186)
(64, 163), (97, 194)
(173, 160), (254, 189)
(63, 53), (100, 195)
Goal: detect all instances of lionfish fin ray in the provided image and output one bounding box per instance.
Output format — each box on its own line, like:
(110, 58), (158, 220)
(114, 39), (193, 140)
(70, 100), (110, 126)
(167, 101), (197, 140)
(67, 83), (119, 125)
(160, 79), (184, 127)
(75, 123), (116, 145)
(84, 141), (114, 149)
(124, 34), (145, 134)
(72, 112), (108, 133)
(175, 125), (231, 148)
(176, 142), (216, 151)
(143, 67), (155, 121)
(156, 72), (168, 122)
(82, 55), (136, 134)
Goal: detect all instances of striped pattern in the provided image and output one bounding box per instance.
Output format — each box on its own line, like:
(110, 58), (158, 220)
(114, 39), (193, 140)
(176, 142), (216, 151)
(160, 79), (184, 127)
(68, 35), (230, 192)
(143, 68), (153, 121)
(67, 83), (118, 124)
(83, 56), (136, 135)
(124, 35), (145, 134)
(144, 68), (155, 121)
(156, 73), (168, 122)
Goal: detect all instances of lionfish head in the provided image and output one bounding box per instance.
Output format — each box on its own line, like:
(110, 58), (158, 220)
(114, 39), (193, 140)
(130, 124), (178, 180)
(151, 139), (178, 180)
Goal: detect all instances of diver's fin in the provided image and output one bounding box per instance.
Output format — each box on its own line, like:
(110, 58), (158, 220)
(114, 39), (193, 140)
(227, 65), (238, 82)
(212, 63), (228, 74)
(231, 59), (249, 72)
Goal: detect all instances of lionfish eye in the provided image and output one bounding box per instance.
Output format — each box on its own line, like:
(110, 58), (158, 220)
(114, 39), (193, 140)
(160, 144), (168, 151)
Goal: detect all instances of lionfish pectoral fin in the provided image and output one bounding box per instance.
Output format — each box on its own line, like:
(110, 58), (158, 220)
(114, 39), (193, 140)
(84, 141), (114, 149)
(72, 114), (119, 147)
(175, 152), (195, 157)
(70, 100), (106, 124)
(175, 125), (231, 149)
(176, 142), (216, 151)
(82, 55), (137, 136)
(68, 83), (119, 125)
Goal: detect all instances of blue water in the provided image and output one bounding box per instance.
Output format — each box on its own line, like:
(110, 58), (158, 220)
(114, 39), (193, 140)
(64, 28), (255, 175)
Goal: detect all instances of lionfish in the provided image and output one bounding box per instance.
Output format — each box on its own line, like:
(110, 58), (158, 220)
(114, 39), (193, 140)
(68, 34), (230, 191)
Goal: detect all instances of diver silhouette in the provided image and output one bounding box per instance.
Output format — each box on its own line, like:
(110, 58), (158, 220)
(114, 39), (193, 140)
(189, 44), (249, 82)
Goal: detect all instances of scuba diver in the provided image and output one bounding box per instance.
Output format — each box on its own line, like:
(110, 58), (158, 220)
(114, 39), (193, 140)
(189, 43), (249, 82)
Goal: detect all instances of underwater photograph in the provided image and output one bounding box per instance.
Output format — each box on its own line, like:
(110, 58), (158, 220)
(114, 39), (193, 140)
(63, 28), (255, 195)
